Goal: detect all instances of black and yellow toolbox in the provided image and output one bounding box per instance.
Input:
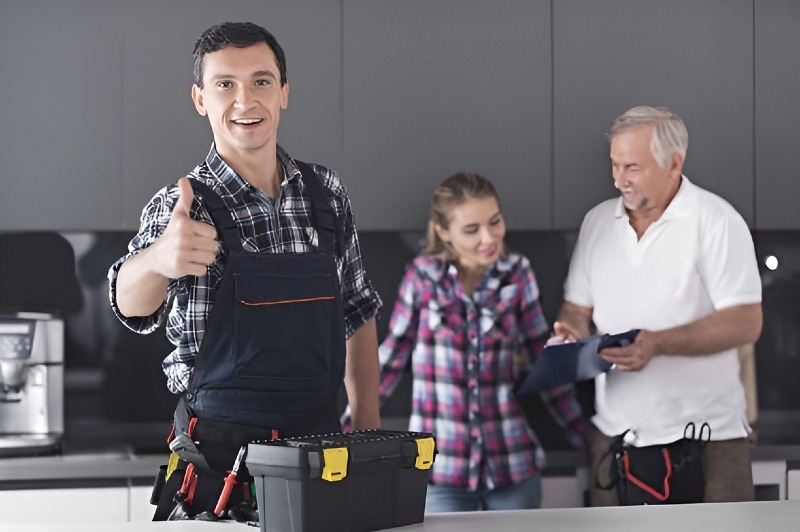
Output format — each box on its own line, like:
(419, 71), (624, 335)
(246, 429), (437, 532)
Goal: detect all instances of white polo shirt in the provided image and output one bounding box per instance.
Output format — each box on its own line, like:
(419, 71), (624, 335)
(564, 176), (762, 446)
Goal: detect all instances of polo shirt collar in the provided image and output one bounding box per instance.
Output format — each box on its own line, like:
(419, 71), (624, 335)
(661, 175), (694, 220)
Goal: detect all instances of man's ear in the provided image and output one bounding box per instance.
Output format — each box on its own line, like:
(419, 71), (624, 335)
(191, 84), (207, 116)
(669, 153), (684, 179)
(280, 80), (290, 110)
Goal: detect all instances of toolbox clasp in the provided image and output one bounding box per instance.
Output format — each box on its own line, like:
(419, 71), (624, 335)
(414, 437), (435, 470)
(321, 447), (349, 481)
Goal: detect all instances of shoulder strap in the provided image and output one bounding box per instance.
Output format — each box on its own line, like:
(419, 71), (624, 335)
(186, 164), (345, 256)
(295, 160), (345, 256)
(187, 179), (243, 253)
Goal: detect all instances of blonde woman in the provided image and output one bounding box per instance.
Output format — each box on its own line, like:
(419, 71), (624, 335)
(379, 172), (587, 512)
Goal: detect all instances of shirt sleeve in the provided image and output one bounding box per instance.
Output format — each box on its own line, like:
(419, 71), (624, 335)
(539, 384), (588, 450)
(327, 169), (383, 337)
(563, 208), (597, 309)
(377, 261), (421, 405)
(107, 184), (186, 334)
(697, 201), (762, 309)
(516, 256), (550, 362)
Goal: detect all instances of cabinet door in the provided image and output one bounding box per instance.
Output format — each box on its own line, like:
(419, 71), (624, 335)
(754, 0), (800, 229)
(0, 0), (123, 231)
(752, 460), (787, 500)
(552, 0), (754, 229)
(789, 470), (800, 500)
(0, 487), (128, 523)
(342, 0), (553, 230)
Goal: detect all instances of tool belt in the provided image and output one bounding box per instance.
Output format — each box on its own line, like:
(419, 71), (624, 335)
(151, 395), (340, 521)
(151, 416), (275, 522)
(597, 423), (710, 505)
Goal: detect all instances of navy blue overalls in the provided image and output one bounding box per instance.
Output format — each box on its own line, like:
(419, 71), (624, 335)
(153, 161), (346, 520)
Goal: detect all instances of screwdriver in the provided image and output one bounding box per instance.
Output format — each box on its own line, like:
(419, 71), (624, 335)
(214, 446), (247, 517)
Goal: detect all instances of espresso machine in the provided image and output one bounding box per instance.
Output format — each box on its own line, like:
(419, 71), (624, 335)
(0, 312), (64, 456)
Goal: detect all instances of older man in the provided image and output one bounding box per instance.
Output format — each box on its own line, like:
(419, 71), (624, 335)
(553, 106), (762, 505)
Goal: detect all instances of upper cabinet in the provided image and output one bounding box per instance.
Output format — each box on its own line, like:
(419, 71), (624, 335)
(755, 0), (800, 229)
(552, 0), (754, 229)
(341, 0), (554, 230)
(0, 0), (124, 231)
(1, 1), (798, 231)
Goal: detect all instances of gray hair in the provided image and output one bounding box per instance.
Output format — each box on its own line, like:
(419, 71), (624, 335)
(607, 106), (688, 168)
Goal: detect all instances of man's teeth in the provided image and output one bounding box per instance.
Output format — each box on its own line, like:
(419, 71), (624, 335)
(234, 118), (261, 124)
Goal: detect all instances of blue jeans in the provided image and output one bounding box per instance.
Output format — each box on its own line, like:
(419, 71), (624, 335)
(424, 474), (542, 513)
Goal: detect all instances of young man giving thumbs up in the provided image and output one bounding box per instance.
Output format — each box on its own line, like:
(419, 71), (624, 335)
(108, 22), (382, 520)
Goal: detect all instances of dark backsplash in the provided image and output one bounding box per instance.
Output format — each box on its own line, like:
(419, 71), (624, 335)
(1, 229), (799, 452)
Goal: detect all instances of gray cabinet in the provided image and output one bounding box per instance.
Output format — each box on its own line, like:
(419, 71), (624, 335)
(0, 0), (124, 231)
(342, 0), (553, 230)
(2, 1), (798, 231)
(552, 0), (754, 229)
(0, 0), (343, 230)
(754, 0), (800, 229)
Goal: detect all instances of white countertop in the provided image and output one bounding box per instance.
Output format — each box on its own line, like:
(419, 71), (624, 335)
(1, 501), (799, 532)
(0, 451), (163, 482)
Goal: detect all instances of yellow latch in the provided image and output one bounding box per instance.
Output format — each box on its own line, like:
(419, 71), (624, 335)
(166, 451), (182, 481)
(415, 437), (435, 470)
(321, 447), (349, 482)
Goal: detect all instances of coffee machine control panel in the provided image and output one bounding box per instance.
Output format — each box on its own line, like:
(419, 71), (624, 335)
(0, 320), (35, 361)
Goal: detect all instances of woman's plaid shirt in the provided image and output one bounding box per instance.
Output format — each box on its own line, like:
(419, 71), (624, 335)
(379, 254), (586, 490)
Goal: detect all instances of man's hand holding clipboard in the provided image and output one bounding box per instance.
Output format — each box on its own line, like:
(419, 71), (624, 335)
(515, 328), (640, 396)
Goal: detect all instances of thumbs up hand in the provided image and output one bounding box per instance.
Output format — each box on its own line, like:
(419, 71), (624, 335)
(150, 177), (219, 279)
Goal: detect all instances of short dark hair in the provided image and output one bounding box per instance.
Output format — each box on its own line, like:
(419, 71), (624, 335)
(192, 22), (288, 88)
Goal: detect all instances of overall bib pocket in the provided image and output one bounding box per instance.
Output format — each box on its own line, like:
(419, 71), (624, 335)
(233, 272), (337, 388)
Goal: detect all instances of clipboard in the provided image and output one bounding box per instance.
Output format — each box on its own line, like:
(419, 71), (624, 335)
(516, 329), (639, 395)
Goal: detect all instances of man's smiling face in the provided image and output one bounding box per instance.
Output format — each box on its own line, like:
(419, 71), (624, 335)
(191, 42), (289, 160)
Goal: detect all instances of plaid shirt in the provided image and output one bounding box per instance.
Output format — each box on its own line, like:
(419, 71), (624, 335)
(108, 144), (382, 394)
(379, 254), (586, 491)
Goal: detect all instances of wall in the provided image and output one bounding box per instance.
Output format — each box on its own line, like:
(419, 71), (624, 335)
(0, 0), (799, 231)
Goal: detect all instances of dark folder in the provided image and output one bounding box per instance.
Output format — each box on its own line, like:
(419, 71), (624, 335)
(516, 329), (639, 395)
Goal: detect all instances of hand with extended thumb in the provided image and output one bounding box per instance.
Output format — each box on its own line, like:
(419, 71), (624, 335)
(150, 177), (219, 279)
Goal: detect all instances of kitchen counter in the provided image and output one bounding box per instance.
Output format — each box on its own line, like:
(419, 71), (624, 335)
(2, 442), (800, 487)
(0, 450), (163, 488)
(0, 501), (799, 531)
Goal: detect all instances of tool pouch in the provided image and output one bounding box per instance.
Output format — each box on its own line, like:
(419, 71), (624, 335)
(152, 465), (191, 520)
(150, 465), (167, 506)
(152, 458), (254, 520)
(598, 423), (709, 505)
(153, 414), (276, 521)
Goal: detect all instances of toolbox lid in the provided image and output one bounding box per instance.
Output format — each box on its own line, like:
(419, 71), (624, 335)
(246, 429), (436, 482)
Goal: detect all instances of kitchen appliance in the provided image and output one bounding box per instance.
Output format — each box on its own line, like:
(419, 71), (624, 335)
(0, 312), (64, 457)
